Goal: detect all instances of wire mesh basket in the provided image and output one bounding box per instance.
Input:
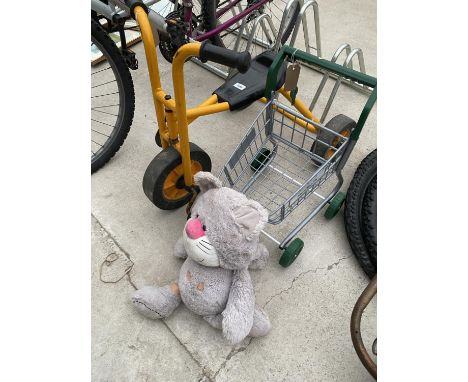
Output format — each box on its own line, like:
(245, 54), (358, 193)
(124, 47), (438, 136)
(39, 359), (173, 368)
(220, 98), (349, 225)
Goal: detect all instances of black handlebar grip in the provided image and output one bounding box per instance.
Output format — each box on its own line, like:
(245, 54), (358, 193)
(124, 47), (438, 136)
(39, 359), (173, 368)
(124, 0), (149, 18)
(199, 41), (251, 74)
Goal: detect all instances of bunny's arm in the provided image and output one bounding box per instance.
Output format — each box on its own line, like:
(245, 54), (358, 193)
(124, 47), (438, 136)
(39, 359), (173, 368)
(174, 236), (188, 259)
(222, 268), (255, 344)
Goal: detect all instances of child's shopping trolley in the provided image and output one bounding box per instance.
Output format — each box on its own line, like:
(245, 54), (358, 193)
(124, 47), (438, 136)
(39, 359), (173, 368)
(220, 46), (377, 267)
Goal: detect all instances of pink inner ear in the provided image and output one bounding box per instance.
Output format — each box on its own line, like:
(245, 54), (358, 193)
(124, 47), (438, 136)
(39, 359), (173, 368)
(185, 218), (205, 240)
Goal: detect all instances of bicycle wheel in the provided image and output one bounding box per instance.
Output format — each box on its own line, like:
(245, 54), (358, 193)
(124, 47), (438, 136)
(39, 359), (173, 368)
(215, 0), (300, 56)
(91, 19), (135, 173)
(344, 150), (377, 278)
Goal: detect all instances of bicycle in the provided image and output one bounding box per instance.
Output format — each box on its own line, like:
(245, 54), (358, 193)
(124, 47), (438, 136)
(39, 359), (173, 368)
(91, 0), (300, 172)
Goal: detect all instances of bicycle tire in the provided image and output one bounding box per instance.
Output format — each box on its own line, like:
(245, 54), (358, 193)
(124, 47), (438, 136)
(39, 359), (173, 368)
(91, 19), (135, 173)
(278, 0), (301, 45)
(362, 176), (377, 268)
(344, 149), (377, 278)
(201, 0), (224, 46)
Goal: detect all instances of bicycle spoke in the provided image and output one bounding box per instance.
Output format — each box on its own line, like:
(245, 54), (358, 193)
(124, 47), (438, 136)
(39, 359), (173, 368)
(91, 79), (117, 89)
(91, 66), (113, 75)
(272, 2), (283, 13)
(91, 118), (115, 128)
(91, 108), (119, 117)
(92, 103), (120, 109)
(92, 129), (111, 138)
(91, 139), (103, 147)
(91, 91), (119, 99)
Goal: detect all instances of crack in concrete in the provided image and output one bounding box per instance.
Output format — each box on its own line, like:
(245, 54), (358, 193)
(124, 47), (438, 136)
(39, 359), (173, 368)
(262, 255), (352, 309)
(162, 322), (214, 380)
(126, 273), (138, 290)
(197, 369), (215, 382)
(212, 337), (253, 380)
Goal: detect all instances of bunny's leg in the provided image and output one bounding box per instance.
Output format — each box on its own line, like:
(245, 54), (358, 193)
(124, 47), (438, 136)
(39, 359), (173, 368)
(132, 281), (181, 319)
(249, 306), (271, 337)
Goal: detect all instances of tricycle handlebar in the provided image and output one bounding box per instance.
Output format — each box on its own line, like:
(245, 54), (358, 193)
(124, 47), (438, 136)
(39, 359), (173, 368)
(199, 41), (251, 74)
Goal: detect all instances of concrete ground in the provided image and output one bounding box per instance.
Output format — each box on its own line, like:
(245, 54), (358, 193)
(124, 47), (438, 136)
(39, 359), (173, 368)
(92, 0), (376, 380)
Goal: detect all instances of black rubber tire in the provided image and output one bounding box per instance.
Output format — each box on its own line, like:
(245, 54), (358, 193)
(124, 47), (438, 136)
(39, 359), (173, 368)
(91, 19), (135, 173)
(311, 114), (355, 164)
(362, 176), (377, 268)
(278, 0), (301, 45)
(344, 149), (377, 278)
(142, 143), (212, 210)
(202, 0), (225, 46)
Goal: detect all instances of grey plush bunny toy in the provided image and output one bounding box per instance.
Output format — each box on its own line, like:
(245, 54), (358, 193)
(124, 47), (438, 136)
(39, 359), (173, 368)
(131, 171), (271, 344)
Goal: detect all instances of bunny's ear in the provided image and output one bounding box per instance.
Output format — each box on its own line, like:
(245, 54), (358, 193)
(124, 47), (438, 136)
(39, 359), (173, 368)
(233, 200), (268, 241)
(194, 171), (223, 193)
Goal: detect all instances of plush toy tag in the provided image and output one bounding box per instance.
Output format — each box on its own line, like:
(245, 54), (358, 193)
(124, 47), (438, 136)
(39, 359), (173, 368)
(284, 62), (301, 91)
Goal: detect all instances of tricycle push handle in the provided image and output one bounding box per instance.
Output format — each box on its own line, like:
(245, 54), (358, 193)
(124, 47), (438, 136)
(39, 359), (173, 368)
(124, 0), (148, 18)
(199, 41), (251, 74)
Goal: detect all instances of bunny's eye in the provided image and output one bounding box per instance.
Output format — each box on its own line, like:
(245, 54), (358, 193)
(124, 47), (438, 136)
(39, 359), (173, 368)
(202, 225), (206, 231)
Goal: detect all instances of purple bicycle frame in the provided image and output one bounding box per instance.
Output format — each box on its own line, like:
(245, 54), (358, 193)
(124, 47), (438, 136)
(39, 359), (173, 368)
(182, 0), (273, 42)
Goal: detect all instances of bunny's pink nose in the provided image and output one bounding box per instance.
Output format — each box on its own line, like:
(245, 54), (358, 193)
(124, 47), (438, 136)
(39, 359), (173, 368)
(185, 218), (205, 240)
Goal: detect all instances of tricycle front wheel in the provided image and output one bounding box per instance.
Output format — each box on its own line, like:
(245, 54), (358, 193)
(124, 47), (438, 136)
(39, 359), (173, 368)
(142, 143), (211, 210)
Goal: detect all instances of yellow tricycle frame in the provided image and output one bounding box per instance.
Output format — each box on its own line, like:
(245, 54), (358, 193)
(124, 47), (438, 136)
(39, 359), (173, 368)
(134, 5), (319, 192)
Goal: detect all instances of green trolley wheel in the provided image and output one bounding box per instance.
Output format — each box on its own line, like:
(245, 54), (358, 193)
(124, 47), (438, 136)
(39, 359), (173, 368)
(250, 148), (272, 172)
(324, 191), (346, 220)
(279, 238), (304, 267)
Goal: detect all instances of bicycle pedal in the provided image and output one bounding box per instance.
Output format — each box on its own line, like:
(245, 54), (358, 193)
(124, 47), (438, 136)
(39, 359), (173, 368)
(122, 48), (138, 70)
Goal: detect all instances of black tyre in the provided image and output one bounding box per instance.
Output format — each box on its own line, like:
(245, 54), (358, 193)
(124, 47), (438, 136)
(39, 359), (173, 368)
(143, 143), (212, 210)
(202, 0), (224, 46)
(344, 149), (377, 278)
(362, 176), (377, 267)
(311, 114), (355, 164)
(277, 0), (301, 45)
(91, 19), (135, 173)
